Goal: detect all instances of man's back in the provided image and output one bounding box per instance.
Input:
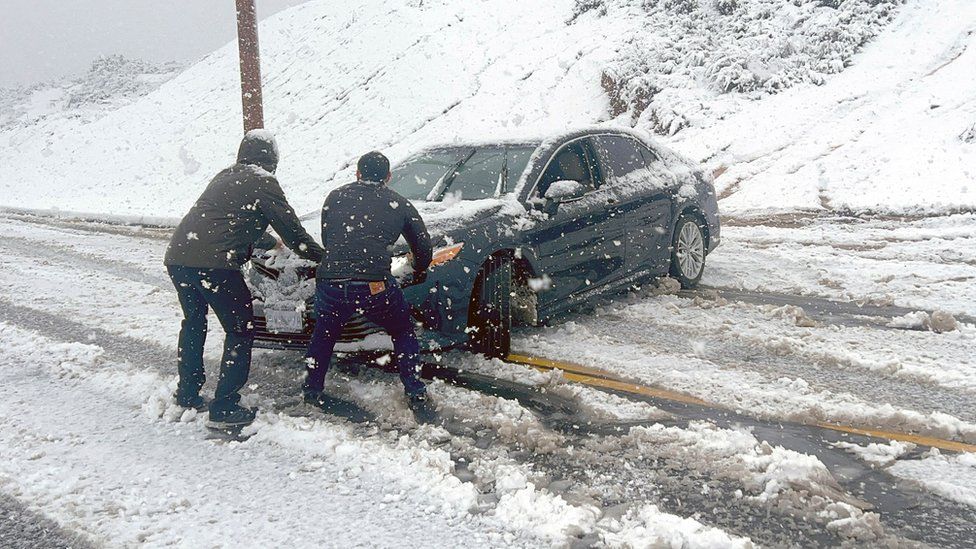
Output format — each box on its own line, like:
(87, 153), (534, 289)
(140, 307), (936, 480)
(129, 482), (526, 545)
(316, 181), (432, 281)
(165, 164), (275, 269)
(165, 130), (322, 270)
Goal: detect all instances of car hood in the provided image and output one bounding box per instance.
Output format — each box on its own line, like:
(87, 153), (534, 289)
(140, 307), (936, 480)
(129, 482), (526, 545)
(298, 197), (519, 246)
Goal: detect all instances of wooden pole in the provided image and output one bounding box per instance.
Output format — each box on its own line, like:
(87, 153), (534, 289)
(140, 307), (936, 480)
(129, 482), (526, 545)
(235, 0), (264, 132)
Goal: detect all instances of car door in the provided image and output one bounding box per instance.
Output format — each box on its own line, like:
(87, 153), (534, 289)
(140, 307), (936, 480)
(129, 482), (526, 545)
(523, 138), (629, 310)
(592, 135), (674, 276)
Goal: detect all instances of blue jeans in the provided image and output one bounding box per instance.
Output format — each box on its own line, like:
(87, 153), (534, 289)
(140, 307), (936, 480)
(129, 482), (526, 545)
(167, 265), (254, 412)
(305, 278), (425, 397)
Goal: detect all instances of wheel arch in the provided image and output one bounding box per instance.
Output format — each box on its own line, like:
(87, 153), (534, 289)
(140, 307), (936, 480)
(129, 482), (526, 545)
(674, 205), (711, 251)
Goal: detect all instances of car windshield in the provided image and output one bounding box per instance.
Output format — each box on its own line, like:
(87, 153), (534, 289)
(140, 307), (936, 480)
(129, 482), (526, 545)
(387, 150), (463, 201)
(389, 146), (536, 201)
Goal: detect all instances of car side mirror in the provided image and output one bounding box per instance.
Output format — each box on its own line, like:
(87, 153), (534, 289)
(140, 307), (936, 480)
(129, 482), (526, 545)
(545, 180), (585, 202)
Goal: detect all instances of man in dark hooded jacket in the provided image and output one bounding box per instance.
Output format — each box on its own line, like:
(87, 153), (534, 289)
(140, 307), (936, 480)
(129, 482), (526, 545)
(165, 130), (323, 427)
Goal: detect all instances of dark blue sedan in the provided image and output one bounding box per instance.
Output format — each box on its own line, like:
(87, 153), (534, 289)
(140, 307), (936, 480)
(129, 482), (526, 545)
(250, 127), (720, 357)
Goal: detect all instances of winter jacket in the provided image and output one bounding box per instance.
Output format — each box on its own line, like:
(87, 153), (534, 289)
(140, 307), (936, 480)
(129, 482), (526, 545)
(164, 131), (324, 269)
(316, 180), (432, 281)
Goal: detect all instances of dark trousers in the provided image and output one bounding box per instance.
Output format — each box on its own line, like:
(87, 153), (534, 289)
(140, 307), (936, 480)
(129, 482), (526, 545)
(305, 278), (425, 396)
(167, 265), (254, 412)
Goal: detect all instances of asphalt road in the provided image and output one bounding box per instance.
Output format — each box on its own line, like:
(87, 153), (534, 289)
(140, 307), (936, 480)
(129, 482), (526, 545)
(0, 493), (93, 549)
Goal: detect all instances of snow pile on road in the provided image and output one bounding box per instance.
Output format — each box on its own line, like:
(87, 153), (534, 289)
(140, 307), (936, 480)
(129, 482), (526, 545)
(617, 422), (885, 540)
(890, 448), (976, 507)
(601, 503), (753, 548)
(834, 440), (916, 467)
(888, 310), (959, 333)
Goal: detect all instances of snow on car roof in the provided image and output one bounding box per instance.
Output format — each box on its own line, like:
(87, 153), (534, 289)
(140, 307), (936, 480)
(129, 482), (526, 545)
(413, 124), (662, 154)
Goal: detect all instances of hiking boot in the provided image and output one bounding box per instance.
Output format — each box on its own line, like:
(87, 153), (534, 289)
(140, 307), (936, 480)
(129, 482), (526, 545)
(207, 405), (257, 428)
(175, 393), (207, 412)
(303, 388), (328, 407)
(407, 392), (437, 424)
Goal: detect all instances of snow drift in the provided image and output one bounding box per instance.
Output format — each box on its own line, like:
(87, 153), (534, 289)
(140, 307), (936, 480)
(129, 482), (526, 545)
(0, 0), (973, 218)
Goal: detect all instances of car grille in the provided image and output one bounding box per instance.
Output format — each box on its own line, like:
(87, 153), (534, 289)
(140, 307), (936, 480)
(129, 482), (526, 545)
(252, 313), (382, 349)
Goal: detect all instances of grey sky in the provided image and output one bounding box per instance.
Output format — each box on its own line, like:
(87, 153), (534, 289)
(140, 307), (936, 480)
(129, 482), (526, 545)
(0, 0), (311, 87)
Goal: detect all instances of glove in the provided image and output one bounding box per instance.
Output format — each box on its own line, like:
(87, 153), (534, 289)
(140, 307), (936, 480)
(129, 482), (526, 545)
(412, 269), (428, 285)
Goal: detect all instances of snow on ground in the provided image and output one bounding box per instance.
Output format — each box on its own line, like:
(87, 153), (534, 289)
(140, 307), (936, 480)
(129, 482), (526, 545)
(889, 449), (976, 507)
(2, 209), (975, 543)
(708, 214), (976, 315)
(0, 322), (528, 547)
(1, 216), (776, 546)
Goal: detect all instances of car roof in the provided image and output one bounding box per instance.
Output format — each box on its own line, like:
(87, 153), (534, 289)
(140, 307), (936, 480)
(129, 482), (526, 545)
(415, 125), (658, 154)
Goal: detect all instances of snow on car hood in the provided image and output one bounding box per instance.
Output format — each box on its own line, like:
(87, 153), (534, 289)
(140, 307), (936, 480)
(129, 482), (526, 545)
(296, 195), (523, 244)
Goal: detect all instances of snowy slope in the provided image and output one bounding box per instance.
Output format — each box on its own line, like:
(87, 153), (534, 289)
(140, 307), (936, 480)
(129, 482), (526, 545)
(0, 0), (972, 218)
(0, 0), (623, 218)
(675, 0), (976, 214)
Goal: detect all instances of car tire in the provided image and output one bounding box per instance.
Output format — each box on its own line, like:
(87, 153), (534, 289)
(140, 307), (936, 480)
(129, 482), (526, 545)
(669, 213), (707, 289)
(468, 255), (512, 358)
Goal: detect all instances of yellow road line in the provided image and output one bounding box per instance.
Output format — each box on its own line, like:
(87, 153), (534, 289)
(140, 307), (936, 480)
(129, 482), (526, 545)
(813, 423), (976, 454)
(507, 353), (623, 381)
(508, 353), (710, 406)
(506, 353), (976, 454)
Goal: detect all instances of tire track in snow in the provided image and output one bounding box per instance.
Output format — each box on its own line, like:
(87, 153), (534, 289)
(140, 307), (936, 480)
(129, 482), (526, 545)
(1, 234), (170, 290)
(565, 299), (976, 425)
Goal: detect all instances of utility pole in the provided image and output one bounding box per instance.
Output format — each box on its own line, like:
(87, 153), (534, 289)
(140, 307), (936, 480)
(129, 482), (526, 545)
(235, 0), (264, 132)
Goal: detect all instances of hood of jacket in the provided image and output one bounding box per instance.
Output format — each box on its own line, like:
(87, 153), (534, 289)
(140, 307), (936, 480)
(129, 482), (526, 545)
(237, 129), (279, 173)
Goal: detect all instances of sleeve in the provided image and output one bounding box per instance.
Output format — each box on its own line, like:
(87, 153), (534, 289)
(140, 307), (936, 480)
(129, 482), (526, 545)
(254, 231), (277, 251)
(402, 200), (433, 272)
(255, 176), (324, 262)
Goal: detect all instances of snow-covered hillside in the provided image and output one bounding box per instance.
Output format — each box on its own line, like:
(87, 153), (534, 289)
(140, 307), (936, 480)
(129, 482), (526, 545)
(0, 0), (973, 218)
(0, 55), (182, 129)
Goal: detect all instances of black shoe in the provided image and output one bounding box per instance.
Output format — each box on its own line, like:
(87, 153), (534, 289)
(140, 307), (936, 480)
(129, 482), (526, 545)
(175, 393), (207, 412)
(407, 393), (438, 424)
(207, 405), (257, 428)
(303, 388), (327, 407)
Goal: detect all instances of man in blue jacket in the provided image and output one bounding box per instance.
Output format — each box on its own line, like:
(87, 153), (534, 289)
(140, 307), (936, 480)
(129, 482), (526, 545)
(304, 151), (434, 415)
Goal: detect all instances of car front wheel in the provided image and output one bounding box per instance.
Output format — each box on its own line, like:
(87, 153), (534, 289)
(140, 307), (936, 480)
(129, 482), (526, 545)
(669, 214), (706, 289)
(468, 255), (512, 358)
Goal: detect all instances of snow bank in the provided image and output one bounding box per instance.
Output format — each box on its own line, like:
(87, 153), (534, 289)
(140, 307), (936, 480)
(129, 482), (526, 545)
(834, 440), (915, 467)
(674, 0), (976, 214)
(601, 504), (754, 548)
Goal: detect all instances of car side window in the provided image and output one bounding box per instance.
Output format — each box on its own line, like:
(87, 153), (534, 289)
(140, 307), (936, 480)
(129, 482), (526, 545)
(593, 135), (649, 185)
(637, 143), (660, 165)
(537, 141), (595, 198)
